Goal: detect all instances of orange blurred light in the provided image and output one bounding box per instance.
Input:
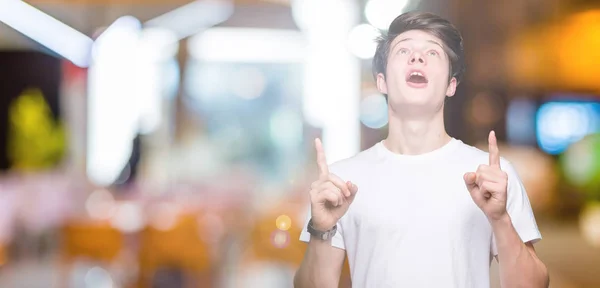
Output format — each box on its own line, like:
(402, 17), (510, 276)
(507, 9), (600, 93)
(276, 214), (292, 231)
(554, 10), (600, 92)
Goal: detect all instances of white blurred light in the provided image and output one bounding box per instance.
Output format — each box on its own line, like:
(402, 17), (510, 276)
(92, 16), (142, 61)
(0, 0), (93, 67)
(291, 0), (357, 32)
(188, 28), (307, 63)
(110, 201), (144, 233)
(365, 0), (411, 30)
(360, 93), (388, 129)
(148, 202), (180, 231)
(580, 203), (600, 248)
(87, 16), (142, 186)
(231, 67), (267, 99)
(145, 0), (233, 40)
(536, 102), (599, 154)
(237, 263), (296, 288)
(348, 24), (381, 59)
(186, 64), (228, 102)
(294, 0), (361, 164)
(138, 27), (179, 62)
(88, 17), (176, 185)
(85, 189), (116, 220)
(163, 59), (181, 99)
(84, 266), (114, 288)
(270, 108), (303, 150)
(135, 28), (176, 135)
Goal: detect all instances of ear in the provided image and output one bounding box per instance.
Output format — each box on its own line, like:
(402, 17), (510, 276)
(376, 73), (388, 95)
(445, 77), (457, 97)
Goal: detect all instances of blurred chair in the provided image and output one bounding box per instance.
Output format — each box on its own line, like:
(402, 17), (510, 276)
(137, 212), (213, 288)
(239, 203), (351, 288)
(59, 220), (124, 287)
(0, 243), (6, 268)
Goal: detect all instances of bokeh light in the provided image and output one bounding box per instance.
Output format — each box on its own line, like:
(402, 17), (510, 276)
(275, 215), (292, 231)
(536, 102), (600, 155)
(347, 24), (380, 59)
(579, 202), (600, 248)
(231, 67), (267, 100)
(84, 266), (114, 288)
(271, 230), (290, 249)
(495, 145), (559, 213)
(269, 109), (303, 151)
(365, 0), (411, 30)
(85, 189), (116, 220)
(291, 0), (358, 32)
(110, 201), (144, 233)
(148, 202), (180, 231)
(561, 133), (600, 198)
(138, 27), (178, 62)
(468, 91), (500, 127)
(360, 93), (388, 129)
(506, 98), (537, 145)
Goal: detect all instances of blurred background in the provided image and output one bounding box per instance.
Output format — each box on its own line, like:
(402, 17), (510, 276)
(0, 0), (599, 287)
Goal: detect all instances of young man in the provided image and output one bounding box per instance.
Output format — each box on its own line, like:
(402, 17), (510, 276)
(294, 11), (549, 288)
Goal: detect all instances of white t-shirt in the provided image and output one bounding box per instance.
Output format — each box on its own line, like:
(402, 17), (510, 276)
(299, 138), (542, 288)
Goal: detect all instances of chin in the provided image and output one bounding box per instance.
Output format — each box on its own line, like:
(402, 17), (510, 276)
(388, 94), (444, 116)
(391, 90), (434, 105)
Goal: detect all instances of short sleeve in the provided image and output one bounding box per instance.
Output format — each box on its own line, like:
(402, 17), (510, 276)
(299, 204), (346, 250)
(491, 160), (542, 256)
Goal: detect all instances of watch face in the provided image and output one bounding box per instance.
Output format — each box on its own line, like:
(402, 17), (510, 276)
(307, 219), (337, 240)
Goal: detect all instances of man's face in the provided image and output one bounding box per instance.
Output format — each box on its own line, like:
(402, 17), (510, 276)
(377, 30), (457, 114)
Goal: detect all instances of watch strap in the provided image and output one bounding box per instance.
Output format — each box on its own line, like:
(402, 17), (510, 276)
(307, 218), (337, 241)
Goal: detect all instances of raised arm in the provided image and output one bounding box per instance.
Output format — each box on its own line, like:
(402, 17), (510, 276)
(464, 131), (548, 287)
(294, 138), (358, 288)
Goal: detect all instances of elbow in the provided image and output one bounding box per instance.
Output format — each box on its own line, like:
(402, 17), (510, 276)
(513, 260), (549, 288)
(522, 260), (549, 288)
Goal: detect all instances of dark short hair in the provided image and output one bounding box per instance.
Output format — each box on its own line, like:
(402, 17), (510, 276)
(372, 11), (466, 84)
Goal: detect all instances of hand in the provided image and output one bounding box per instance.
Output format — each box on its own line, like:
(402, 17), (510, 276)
(309, 138), (358, 231)
(464, 131), (508, 222)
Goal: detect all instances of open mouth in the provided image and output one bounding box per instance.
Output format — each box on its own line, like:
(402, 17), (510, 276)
(406, 70), (428, 84)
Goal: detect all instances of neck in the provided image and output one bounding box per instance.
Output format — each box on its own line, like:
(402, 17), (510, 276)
(384, 107), (451, 155)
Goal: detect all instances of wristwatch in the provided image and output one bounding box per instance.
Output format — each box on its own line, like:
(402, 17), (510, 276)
(307, 218), (337, 241)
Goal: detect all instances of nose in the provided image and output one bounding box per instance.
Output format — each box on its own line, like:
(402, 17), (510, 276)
(409, 52), (426, 65)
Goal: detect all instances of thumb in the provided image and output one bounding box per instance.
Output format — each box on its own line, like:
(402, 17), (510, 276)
(463, 172), (477, 189)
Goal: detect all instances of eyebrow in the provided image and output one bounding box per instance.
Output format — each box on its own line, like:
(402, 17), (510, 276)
(392, 37), (444, 51)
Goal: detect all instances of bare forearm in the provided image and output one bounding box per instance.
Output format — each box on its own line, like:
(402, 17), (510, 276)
(294, 237), (342, 288)
(492, 214), (549, 288)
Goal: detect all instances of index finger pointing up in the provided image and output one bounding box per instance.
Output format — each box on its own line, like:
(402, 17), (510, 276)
(488, 130), (501, 168)
(315, 138), (330, 177)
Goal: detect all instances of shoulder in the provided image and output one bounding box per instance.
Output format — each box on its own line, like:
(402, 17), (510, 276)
(453, 139), (518, 173)
(328, 143), (380, 178)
